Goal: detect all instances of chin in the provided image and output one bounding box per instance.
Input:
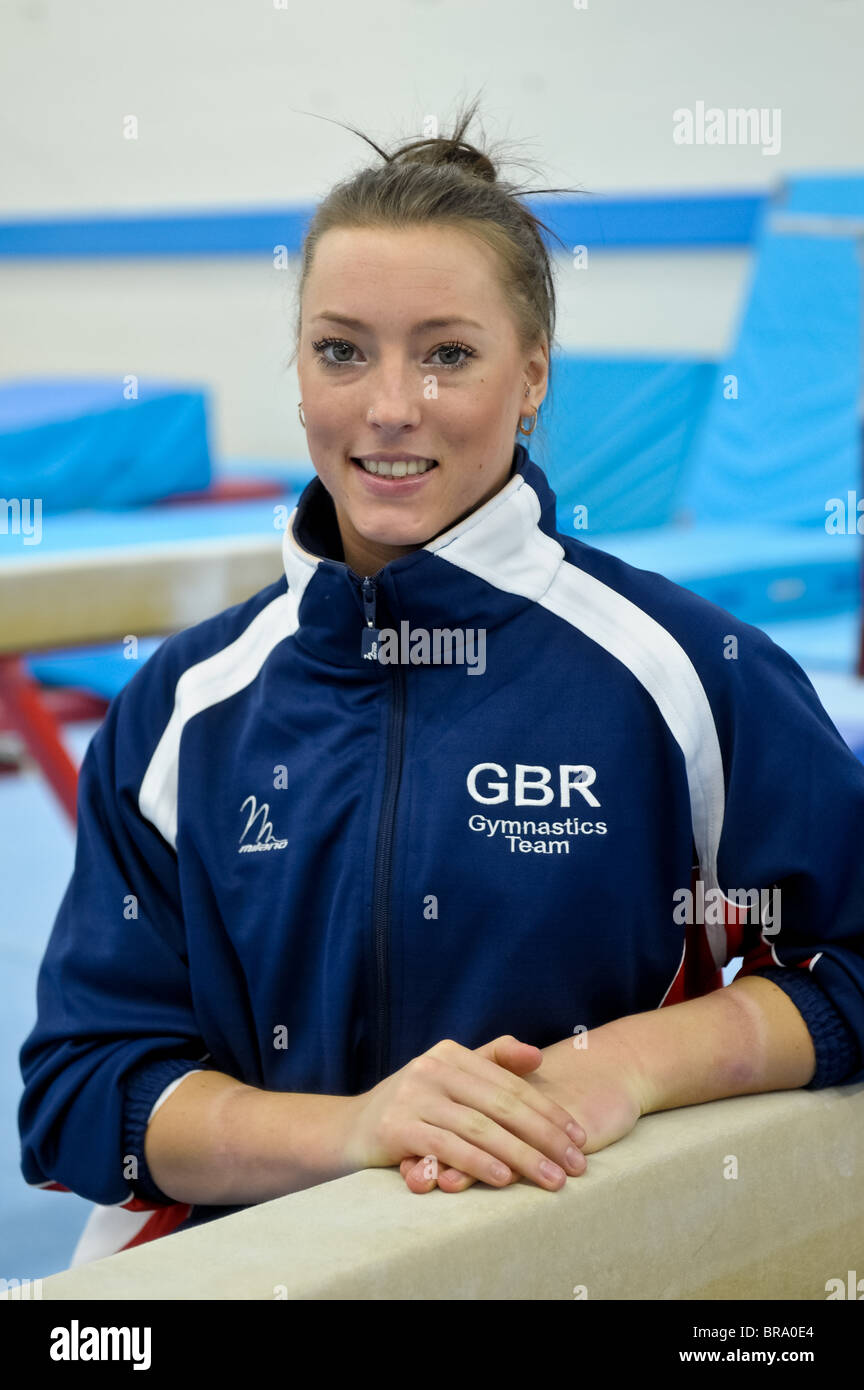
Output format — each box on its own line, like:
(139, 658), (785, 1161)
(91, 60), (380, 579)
(351, 504), (442, 539)
(356, 523), (435, 550)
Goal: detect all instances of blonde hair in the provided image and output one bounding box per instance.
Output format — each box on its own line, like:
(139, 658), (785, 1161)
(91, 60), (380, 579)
(287, 92), (585, 439)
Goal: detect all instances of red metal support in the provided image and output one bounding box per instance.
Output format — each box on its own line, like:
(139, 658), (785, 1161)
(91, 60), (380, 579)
(0, 655), (80, 823)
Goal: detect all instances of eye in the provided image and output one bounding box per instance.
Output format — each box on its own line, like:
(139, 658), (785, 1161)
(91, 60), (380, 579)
(311, 336), (358, 368)
(429, 340), (476, 371)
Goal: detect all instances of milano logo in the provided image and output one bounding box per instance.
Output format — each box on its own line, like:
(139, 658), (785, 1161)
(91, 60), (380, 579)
(238, 795), (288, 853)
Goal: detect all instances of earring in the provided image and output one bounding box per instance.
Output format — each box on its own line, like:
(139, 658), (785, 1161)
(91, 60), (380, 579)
(518, 385), (537, 437)
(518, 408), (538, 437)
(298, 401), (306, 428)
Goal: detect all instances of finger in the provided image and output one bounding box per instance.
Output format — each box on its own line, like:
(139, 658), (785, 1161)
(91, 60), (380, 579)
(400, 1153), (441, 1192)
(439, 1170), (481, 1190)
(424, 1048), (587, 1174)
(401, 1153), (473, 1188)
(404, 1166), (438, 1192)
(437, 1036), (586, 1147)
(420, 1161), (478, 1192)
(473, 1035), (544, 1074)
(405, 1122), (517, 1189)
(425, 1100), (582, 1190)
(401, 1152), (488, 1193)
(400, 1155), (434, 1183)
(399, 1153), (481, 1193)
(402, 1153), (477, 1192)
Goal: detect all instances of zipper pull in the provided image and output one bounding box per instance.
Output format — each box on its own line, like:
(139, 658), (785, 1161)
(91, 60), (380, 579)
(360, 576), (380, 661)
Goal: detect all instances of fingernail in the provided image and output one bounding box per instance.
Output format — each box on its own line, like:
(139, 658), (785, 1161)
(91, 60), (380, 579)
(565, 1145), (583, 1168)
(540, 1160), (565, 1182)
(566, 1122), (585, 1143)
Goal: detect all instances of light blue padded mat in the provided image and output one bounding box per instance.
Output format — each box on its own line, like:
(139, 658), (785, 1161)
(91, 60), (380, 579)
(536, 356), (718, 533)
(0, 490), (297, 559)
(587, 523), (860, 626)
(676, 182), (861, 526)
(0, 377), (213, 510)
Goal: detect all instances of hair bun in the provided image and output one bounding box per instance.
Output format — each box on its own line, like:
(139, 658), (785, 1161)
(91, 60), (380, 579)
(437, 142), (497, 183)
(396, 139), (498, 184)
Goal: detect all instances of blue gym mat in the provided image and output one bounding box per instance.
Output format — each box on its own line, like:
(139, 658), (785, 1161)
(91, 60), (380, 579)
(0, 489), (298, 560)
(0, 378), (213, 510)
(588, 523), (860, 626)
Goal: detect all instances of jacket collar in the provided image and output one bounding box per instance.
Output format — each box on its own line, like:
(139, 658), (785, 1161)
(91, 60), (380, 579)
(280, 442), (565, 668)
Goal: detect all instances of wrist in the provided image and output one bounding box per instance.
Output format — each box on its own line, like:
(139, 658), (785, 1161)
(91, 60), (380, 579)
(213, 1084), (363, 1202)
(578, 1017), (658, 1117)
(332, 1090), (367, 1173)
(272, 1087), (364, 1187)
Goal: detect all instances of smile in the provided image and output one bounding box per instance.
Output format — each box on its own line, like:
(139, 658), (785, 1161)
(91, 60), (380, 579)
(351, 457), (438, 477)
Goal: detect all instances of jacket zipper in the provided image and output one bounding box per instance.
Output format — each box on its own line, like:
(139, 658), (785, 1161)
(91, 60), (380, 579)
(360, 575), (406, 1083)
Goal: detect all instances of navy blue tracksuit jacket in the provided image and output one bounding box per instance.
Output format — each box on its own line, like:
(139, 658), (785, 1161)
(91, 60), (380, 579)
(18, 443), (864, 1260)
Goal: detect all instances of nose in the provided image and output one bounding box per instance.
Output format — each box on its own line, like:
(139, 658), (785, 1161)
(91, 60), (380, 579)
(365, 358), (424, 431)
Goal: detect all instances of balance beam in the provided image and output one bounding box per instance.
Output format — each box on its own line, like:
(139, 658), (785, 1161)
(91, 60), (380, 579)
(37, 1083), (864, 1300)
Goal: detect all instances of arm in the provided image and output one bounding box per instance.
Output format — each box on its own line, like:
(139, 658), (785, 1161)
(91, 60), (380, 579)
(537, 632), (863, 1130)
(146, 949), (816, 1208)
(19, 646), (259, 1211)
(398, 982), (821, 1190)
(405, 633), (864, 1190)
(143, 1035), (588, 1205)
(542, 974), (817, 1121)
(141, 1071), (360, 1206)
(400, 979), (821, 1187)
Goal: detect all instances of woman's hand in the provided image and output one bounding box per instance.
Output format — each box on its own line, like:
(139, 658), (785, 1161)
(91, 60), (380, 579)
(342, 1034), (588, 1192)
(399, 1029), (649, 1193)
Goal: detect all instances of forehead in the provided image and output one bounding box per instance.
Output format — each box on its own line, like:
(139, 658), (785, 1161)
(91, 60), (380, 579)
(304, 224), (507, 318)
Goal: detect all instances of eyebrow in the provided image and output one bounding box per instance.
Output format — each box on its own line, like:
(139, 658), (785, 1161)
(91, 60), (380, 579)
(310, 312), (486, 333)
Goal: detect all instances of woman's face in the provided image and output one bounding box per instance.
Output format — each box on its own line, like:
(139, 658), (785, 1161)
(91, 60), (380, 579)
(297, 224), (548, 576)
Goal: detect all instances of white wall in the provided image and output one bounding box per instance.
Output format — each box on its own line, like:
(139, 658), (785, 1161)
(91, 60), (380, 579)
(3, 0), (862, 211)
(1, 0), (859, 459)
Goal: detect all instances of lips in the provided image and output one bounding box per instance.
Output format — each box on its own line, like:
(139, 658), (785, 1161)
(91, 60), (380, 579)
(350, 457), (439, 478)
(348, 457), (439, 493)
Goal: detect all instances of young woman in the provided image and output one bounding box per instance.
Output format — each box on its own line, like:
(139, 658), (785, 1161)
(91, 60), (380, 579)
(19, 99), (864, 1264)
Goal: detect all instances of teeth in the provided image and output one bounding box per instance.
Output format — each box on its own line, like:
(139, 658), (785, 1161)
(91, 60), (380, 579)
(358, 458), (436, 477)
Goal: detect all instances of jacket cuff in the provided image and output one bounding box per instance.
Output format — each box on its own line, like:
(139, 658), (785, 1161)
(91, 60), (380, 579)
(123, 1058), (209, 1205)
(749, 967), (862, 1089)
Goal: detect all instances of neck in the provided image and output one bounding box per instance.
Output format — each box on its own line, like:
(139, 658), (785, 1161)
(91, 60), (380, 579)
(335, 446), (523, 577)
(330, 507), (418, 577)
